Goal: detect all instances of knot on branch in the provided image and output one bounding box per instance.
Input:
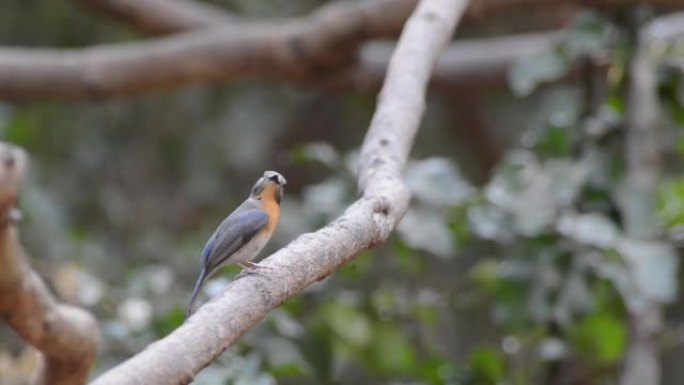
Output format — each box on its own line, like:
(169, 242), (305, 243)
(0, 142), (26, 225)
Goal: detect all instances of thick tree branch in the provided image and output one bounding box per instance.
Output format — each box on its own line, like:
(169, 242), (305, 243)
(89, 0), (466, 383)
(0, 30), (563, 101)
(0, 0), (415, 101)
(76, 0), (415, 38)
(1, 0), (680, 100)
(73, 0), (683, 36)
(0, 143), (99, 385)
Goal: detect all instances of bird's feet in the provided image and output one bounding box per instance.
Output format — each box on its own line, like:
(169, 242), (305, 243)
(236, 261), (270, 278)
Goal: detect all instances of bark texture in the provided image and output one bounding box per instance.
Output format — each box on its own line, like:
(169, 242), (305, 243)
(90, 0), (467, 383)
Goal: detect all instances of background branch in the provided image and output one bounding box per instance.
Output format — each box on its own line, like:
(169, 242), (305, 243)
(0, 143), (99, 385)
(74, 0), (414, 37)
(89, 0), (466, 383)
(0, 0), (414, 101)
(331, 32), (564, 93)
(0, 0), (679, 101)
(72, 0), (239, 35)
(619, 11), (666, 385)
(72, 0), (683, 36)
(0, 30), (566, 101)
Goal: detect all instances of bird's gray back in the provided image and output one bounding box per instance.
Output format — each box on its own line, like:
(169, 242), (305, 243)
(202, 198), (268, 271)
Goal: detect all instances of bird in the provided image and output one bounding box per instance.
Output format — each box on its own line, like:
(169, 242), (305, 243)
(186, 170), (286, 318)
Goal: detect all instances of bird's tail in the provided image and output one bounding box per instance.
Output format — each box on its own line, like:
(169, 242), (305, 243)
(186, 267), (208, 319)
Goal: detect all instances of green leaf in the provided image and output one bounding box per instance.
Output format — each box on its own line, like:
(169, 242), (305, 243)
(658, 69), (684, 128)
(414, 303), (439, 327)
(419, 357), (458, 385)
(367, 322), (418, 375)
(4, 112), (38, 146)
(535, 125), (571, 157)
(322, 302), (372, 349)
(271, 363), (305, 377)
(151, 308), (185, 337)
(338, 251), (374, 278)
(469, 347), (505, 384)
(606, 93), (625, 117)
(570, 313), (626, 365)
(470, 259), (501, 293)
(657, 178), (684, 228)
(394, 240), (425, 273)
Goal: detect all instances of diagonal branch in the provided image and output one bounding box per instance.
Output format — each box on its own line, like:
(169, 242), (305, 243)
(0, 143), (99, 385)
(89, 0), (467, 383)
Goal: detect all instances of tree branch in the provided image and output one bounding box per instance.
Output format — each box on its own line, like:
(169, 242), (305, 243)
(618, 12), (665, 385)
(2, 0), (678, 101)
(0, 143), (99, 385)
(1, 3), (678, 101)
(89, 0), (467, 383)
(0, 30), (562, 101)
(72, 0), (239, 35)
(329, 32), (563, 93)
(72, 0), (684, 36)
(0, 0), (415, 101)
(75, 0), (415, 37)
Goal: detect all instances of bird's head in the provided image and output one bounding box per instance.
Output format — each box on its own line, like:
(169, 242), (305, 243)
(251, 170), (287, 204)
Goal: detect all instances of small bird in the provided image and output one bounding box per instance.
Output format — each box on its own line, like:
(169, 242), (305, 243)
(186, 170), (286, 318)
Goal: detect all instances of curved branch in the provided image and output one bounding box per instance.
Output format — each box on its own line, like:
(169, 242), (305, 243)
(1, 1), (677, 101)
(0, 143), (99, 385)
(0, 0), (415, 101)
(76, 0), (415, 37)
(89, 0), (467, 383)
(0, 30), (565, 101)
(73, 0), (684, 36)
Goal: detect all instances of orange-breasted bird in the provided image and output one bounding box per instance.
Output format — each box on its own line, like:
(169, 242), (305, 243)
(186, 170), (286, 318)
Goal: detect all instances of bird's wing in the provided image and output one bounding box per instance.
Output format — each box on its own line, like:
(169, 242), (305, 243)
(202, 208), (268, 272)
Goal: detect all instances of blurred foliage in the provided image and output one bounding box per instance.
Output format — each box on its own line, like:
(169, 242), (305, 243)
(3, 3), (684, 385)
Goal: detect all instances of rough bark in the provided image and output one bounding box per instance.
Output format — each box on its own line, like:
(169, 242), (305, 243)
(0, 143), (99, 385)
(89, 0), (467, 383)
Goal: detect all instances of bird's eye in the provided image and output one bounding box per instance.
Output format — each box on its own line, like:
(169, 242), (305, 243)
(269, 175), (281, 184)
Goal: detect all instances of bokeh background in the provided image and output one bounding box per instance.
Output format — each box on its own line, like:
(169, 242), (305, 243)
(2, 1), (684, 385)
